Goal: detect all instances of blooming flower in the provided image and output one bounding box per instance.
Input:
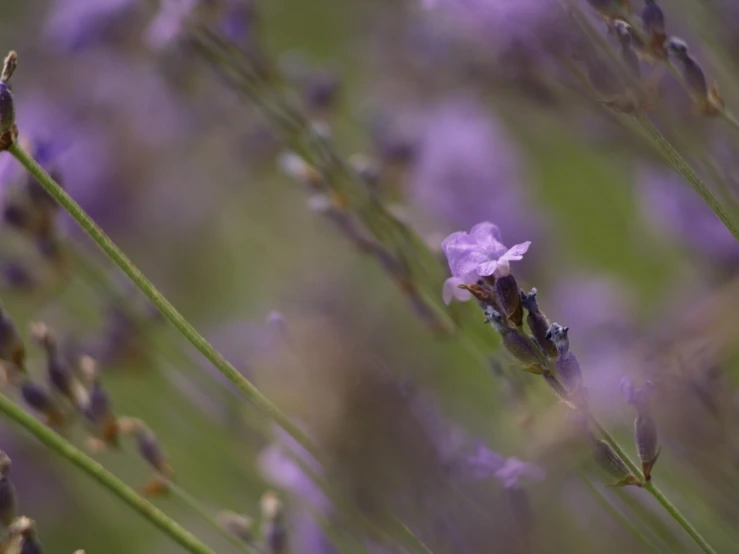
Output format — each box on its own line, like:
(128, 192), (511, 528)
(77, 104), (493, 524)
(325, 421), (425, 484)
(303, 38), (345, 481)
(442, 222), (531, 279)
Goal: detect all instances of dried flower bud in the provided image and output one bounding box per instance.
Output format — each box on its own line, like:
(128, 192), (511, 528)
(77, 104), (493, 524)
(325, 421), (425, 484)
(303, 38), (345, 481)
(635, 414), (660, 481)
(520, 289), (557, 358)
(31, 323), (74, 400)
(485, 308), (544, 374)
(260, 491), (282, 522)
(216, 511), (253, 542)
(556, 351), (583, 395)
(613, 21), (641, 77)
(641, 0), (667, 58)
(0, 452), (16, 528)
(494, 275), (523, 326)
(0, 51), (16, 135)
(20, 381), (64, 427)
(0, 307), (25, 373)
(591, 440), (641, 487)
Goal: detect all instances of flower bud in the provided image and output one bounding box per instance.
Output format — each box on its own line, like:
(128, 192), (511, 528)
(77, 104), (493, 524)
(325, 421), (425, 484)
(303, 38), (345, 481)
(495, 275), (523, 327)
(591, 439), (641, 487)
(0, 451), (16, 528)
(217, 511), (253, 543)
(485, 308), (544, 374)
(520, 289), (557, 358)
(0, 51), (16, 135)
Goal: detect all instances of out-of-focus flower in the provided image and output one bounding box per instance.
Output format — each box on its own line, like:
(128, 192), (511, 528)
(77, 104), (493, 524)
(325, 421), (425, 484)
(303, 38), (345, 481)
(442, 222), (530, 278)
(637, 164), (739, 268)
(410, 98), (540, 241)
(145, 0), (198, 51)
(43, 0), (141, 51)
(419, 0), (558, 52)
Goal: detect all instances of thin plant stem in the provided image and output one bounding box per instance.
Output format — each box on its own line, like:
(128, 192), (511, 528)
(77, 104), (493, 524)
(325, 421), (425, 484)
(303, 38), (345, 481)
(0, 393), (215, 554)
(165, 481), (260, 554)
(7, 142), (319, 461)
(593, 420), (717, 554)
(632, 112), (739, 244)
(581, 476), (664, 553)
(7, 142), (431, 554)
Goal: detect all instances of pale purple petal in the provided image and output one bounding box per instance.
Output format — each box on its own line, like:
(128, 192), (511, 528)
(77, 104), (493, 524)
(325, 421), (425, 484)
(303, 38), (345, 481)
(442, 275), (475, 304)
(469, 221), (505, 255)
(442, 232), (490, 276)
(499, 241), (531, 262)
(476, 259), (499, 277)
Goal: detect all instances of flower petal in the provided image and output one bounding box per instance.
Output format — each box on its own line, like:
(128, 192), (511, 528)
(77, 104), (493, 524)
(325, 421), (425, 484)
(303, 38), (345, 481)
(476, 259), (499, 276)
(499, 241), (531, 262)
(470, 221), (506, 257)
(442, 231), (489, 276)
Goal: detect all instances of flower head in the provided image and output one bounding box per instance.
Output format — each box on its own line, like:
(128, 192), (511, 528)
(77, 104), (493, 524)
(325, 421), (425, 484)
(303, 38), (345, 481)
(442, 222), (530, 278)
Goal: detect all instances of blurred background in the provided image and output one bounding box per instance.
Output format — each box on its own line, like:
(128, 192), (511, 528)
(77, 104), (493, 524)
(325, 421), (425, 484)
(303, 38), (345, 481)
(1, 0), (739, 552)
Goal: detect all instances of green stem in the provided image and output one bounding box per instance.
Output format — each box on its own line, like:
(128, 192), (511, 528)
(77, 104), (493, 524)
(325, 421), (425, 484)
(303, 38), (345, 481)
(644, 482), (717, 554)
(0, 393), (215, 554)
(594, 420), (717, 554)
(581, 477), (663, 552)
(8, 142), (431, 554)
(166, 481), (260, 553)
(7, 142), (319, 461)
(632, 113), (739, 244)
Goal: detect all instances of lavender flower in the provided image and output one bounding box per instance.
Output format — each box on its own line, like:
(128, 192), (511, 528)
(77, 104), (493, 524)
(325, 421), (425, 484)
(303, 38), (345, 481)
(637, 165), (739, 268)
(441, 222), (530, 279)
(43, 0), (140, 51)
(410, 98), (540, 240)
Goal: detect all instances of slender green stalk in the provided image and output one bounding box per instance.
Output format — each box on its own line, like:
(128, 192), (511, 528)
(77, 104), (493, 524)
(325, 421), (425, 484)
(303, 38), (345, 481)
(8, 142), (431, 554)
(7, 142), (320, 461)
(632, 113), (739, 243)
(581, 477), (663, 552)
(166, 481), (260, 553)
(0, 393), (215, 554)
(593, 421), (717, 554)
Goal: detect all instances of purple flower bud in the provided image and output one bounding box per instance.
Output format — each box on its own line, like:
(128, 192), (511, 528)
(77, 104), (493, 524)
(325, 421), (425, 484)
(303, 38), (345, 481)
(0, 307), (25, 371)
(0, 52), (16, 135)
(613, 21), (641, 77)
(0, 84), (14, 135)
(0, 451), (16, 527)
(591, 439), (638, 485)
(136, 427), (167, 474)
(485, 308), (544, 373)
(521, 289), (557, 358)
(495, 274), (523, 326)
(20, 382), (54, 414)
(635, 414), (660, 481)
(642, 0), (666, 37)
(556, 350), (583, 395)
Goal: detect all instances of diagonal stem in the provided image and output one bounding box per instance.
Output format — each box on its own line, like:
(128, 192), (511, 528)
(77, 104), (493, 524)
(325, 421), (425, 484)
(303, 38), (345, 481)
(7, 142), (320, 463)
(0, 393), (215, 554)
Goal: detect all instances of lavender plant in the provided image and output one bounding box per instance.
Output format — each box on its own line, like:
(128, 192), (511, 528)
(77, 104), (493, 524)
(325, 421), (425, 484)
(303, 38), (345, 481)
(0, 0), (739, 553)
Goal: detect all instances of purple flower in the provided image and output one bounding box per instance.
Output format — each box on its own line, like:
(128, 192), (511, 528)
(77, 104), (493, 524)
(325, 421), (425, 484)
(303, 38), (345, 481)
(409, 98), (540, 241)
(442, 222), (530, 278)
(418, 0), (558, 52)
(637, 164), (739, 267)
(441, 273), (476, 305)
(43, 0), (140, 51)
(145, 0), (198, 51)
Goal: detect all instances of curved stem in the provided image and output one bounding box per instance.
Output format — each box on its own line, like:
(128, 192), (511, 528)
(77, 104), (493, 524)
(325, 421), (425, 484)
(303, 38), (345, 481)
(0, 393), (215, 554)
(7, 142), (320, 462)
